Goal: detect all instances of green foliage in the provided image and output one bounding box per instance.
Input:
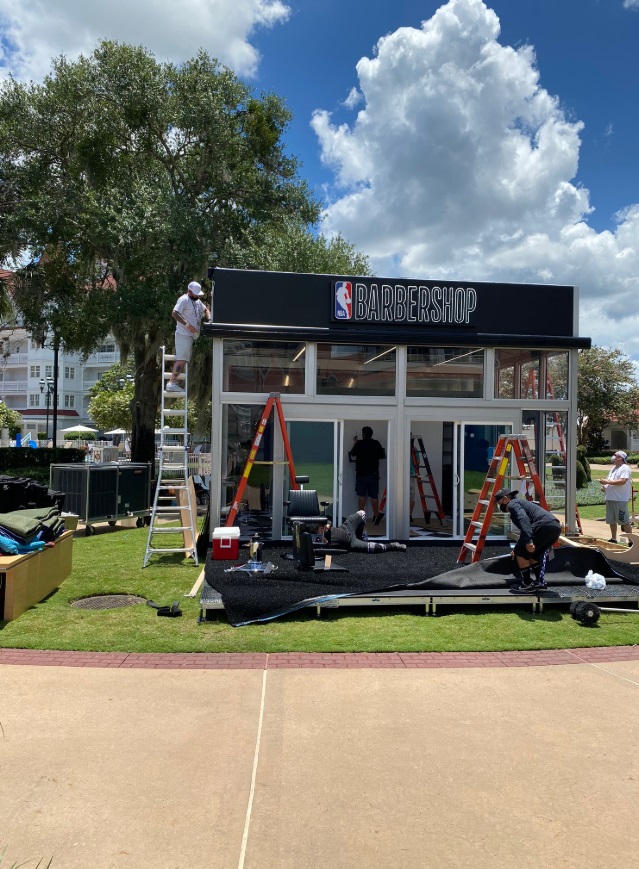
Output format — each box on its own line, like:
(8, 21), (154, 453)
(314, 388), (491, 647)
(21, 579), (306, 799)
(577, 347), (639, 448)
(88, 385), (134, 433)
(575, 460), (587, 490)
(576, 445), (591, 482)
(0, 402), (22, 437)
(63, 431), (97, 441)
(0, 446), (85, 471)
(0, 41), (321, 465)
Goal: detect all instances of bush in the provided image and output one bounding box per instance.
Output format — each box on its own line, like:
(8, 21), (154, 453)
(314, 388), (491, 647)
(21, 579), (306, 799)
(63, 431), (97, 441)
(0, 446), (86, 473)
(576, 460), (588, 490)
(576, 445), (592, 482)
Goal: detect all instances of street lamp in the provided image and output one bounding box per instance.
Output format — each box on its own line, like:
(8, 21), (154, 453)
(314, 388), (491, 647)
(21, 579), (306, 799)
(39, 378), (54, 442)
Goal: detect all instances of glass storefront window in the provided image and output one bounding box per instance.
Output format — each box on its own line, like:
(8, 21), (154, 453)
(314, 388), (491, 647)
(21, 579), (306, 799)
(316, 344), (396, 396)
(545, 352), (568, 400)
(495, 349), (568, 400)
(407, 347), (484, 398)
(221, 403), (273, 528)
(222, 340), (306, 394)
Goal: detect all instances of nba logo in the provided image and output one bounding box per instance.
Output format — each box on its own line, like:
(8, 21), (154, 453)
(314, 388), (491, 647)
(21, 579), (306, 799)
(335, 281), (352, 320)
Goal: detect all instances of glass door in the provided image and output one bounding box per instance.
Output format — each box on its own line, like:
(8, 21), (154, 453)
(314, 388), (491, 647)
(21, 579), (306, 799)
(458, 423), (512, 537)
(283, 421), (338, 535)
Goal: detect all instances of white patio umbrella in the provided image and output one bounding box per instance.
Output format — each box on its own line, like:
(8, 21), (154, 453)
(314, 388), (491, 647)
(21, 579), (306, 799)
(105, 428), (127, 435)
(60, 424), (98, 433)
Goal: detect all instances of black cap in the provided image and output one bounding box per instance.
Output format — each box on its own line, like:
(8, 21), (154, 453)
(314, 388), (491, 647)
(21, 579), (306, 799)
(494, 488), (518, 502)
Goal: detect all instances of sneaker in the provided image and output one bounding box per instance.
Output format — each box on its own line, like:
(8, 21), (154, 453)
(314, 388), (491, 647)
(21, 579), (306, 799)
(607, 538), (618, 543)
(166, 381), (185, 393)
(389, 542), (407, 552)
(510, 579), (546, 594)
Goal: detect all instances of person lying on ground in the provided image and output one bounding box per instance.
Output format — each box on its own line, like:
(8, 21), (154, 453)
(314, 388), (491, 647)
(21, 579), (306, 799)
(323, 510), (406, 553)
(494, 489), (561, 593)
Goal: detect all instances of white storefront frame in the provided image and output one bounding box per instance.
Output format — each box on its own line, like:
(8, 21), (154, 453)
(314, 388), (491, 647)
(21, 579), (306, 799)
(209, 338), (579, 540)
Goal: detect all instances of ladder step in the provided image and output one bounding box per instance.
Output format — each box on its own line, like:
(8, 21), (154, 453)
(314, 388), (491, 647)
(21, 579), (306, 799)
(160, 428), (187, 435)
(150, 526), (195, 534)
(463, 542), (477, 551)
(470, 521), (483, 529)
(479, 499), (491, 506)
(146, 546), (196, 554)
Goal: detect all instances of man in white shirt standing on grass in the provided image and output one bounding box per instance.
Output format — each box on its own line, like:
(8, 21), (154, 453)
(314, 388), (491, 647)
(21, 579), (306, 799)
(600, 450), (633, 545)
(167, 281), (210, 393)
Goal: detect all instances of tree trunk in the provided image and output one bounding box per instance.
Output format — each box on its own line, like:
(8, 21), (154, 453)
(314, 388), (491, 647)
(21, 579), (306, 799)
(131, 342), (161, 466)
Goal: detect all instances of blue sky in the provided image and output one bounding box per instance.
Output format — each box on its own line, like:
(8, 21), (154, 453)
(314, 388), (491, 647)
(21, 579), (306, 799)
(1, 0), (638, 359)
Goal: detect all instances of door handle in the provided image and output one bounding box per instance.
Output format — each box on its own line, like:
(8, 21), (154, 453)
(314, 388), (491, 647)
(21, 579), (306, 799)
(455, 474), (460, 485)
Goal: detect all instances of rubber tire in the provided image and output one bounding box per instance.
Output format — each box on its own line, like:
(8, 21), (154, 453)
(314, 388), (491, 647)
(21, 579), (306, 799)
(576, 601), (601, 627)
(569, 601), (581, 619)
(136, 517), (144, 528)
(85, 525), (95, 536)
(108, 521), (116, 527)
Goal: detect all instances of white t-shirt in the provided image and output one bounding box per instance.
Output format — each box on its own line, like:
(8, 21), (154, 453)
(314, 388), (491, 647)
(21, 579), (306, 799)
(173, 293), (207, 337)
(604, 463), (631, 501)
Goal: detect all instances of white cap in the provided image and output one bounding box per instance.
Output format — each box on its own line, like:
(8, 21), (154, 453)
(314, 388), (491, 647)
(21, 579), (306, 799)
(187, 281), (204, 296)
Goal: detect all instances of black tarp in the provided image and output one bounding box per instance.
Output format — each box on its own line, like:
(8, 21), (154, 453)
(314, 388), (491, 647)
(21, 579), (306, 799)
(204, 544), (639, 626)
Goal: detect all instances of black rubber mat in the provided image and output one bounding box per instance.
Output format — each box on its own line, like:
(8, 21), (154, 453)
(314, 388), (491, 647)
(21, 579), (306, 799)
(204, 543), (639, 626)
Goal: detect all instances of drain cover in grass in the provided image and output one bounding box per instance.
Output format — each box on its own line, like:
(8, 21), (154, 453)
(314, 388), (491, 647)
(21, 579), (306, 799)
(71, 595), (147, 610)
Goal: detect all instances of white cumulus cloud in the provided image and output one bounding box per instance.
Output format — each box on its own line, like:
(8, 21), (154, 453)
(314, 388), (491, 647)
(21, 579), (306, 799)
(312, 0), (639, 357)
(0, 0), (289, 81)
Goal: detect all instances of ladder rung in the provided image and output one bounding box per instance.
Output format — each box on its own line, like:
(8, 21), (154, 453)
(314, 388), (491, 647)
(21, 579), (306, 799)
(471, 521), (483, 529)
(479, 499), (490, 506)
(150, 526), (194, 534)
(146, 546), (195, 554)
(160, 428), (187, 435)
(463, 542), (477, 551)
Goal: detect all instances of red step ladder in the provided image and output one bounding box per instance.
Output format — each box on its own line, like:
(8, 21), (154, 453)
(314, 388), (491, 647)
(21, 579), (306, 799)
(224, 393), (298, 527)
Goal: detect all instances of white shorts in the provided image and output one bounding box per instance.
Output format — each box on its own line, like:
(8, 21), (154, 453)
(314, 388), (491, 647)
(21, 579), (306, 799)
(174, 332), (194, 363)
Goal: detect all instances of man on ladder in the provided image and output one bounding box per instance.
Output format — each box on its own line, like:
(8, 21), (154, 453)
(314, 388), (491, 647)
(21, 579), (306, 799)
(494, 488), (561, 593)
(167, 281), (210, 393)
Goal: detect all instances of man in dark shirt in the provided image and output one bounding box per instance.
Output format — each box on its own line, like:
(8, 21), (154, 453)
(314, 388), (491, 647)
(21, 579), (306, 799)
(494, 488), (561, 593)
(349, 426), (386, 519)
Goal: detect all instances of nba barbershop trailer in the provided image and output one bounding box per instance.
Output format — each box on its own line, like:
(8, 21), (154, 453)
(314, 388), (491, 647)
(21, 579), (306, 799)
(202, 268), (590, 542)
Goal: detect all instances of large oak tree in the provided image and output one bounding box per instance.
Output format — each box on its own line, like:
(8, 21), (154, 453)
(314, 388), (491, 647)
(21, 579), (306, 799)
(0, 41), (319, 463)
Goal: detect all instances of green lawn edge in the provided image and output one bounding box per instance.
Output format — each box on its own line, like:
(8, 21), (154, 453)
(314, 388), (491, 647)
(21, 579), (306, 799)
(1, 526), (638, 653)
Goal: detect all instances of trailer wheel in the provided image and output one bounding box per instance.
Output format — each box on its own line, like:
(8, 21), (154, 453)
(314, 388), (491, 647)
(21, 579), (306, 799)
(85, 525), (95, 536)
(576, 601), (601, 627)
(136, 517), (144, 528)
(569, 601), (581, 619)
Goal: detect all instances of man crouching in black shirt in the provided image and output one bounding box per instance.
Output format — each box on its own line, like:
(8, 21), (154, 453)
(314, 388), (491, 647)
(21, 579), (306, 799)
(494, 489), (561, 593)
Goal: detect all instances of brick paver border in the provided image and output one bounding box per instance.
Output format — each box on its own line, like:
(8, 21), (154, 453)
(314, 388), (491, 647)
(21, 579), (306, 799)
(1, 646), (638, 669)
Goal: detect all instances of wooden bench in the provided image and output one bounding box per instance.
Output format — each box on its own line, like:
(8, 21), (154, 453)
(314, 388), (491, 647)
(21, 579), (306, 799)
(0, 530), (74, 621)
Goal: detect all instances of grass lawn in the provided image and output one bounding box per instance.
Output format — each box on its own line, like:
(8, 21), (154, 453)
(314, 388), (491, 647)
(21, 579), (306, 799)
(1, 524), (639, 654)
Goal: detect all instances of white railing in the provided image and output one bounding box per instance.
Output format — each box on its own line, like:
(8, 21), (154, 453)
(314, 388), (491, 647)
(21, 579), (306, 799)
(0, 379), (28, 392)
(3, 353), (29, 364)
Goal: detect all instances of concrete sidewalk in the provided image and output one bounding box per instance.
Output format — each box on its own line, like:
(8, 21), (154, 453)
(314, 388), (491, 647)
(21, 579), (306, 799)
(1, 661), (638, 869)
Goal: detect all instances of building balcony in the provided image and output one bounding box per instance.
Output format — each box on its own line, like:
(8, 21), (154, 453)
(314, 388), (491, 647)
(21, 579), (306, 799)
(0, 379), (28, 393)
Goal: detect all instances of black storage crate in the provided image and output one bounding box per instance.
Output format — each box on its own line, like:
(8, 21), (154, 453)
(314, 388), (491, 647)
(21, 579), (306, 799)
(50, 463), (151, 533)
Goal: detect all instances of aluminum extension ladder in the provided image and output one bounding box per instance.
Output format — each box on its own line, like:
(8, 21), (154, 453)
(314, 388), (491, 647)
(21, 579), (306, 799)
(142, 347), (198, 567)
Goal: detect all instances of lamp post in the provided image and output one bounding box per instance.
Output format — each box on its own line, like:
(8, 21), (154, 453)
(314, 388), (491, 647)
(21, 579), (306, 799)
(39, 378), (55, 442)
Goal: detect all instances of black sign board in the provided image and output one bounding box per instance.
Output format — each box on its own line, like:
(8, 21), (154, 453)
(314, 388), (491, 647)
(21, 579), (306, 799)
(332, 279), (477, 326)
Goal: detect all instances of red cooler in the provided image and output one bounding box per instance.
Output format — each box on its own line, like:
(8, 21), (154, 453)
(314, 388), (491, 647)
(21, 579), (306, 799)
(212, 527), (240, 560)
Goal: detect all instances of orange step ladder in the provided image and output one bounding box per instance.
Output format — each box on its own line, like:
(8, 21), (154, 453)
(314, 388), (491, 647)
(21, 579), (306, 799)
(224, 393), (298, 527)
(457, 435), (550, 563)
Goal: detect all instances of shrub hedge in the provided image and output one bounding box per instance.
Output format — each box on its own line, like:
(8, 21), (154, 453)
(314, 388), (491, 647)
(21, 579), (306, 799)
(0, 446), (86, 472)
